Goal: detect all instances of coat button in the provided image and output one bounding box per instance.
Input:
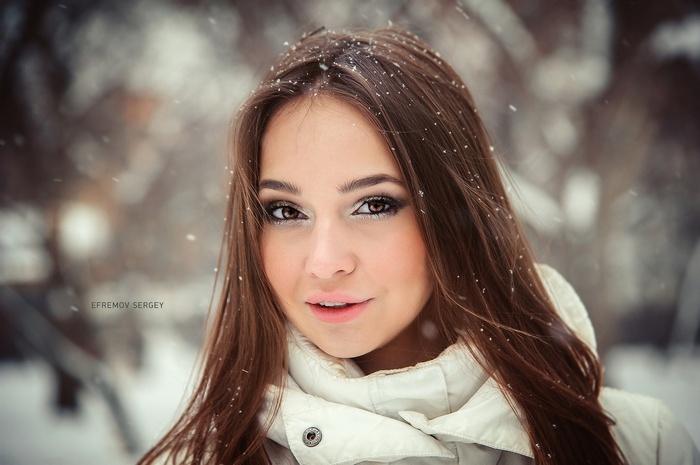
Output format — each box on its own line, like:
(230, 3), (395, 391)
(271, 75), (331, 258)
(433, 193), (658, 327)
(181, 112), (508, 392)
(302, 427), (322, 447)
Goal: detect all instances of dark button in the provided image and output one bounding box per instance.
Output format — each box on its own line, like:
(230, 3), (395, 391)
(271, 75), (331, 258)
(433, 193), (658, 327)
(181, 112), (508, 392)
(302, 426), (322, 447)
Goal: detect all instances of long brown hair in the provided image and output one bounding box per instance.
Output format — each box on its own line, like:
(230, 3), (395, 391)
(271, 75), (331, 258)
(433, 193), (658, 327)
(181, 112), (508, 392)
(138, 27), (626, 465)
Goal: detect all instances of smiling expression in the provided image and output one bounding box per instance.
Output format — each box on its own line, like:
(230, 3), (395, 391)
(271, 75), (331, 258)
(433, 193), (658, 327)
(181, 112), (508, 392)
(259, 96), (435, 372)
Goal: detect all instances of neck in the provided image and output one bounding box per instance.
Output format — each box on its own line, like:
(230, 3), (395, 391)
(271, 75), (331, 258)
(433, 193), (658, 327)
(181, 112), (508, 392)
(352, 318), (448, 374)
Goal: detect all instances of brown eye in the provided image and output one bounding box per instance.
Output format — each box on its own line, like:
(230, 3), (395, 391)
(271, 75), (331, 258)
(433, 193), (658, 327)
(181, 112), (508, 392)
(367, 201), (388, 213)
(353, 196), (405, 217)
(281, 206), (300, 219)
(266, 202), (307, 222)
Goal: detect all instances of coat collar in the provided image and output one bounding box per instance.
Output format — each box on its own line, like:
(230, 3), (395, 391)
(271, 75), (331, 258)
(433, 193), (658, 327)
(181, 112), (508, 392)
(286, 327), (484, 421)
(263, 265), (593, 463)
(263, 328), (533, 463)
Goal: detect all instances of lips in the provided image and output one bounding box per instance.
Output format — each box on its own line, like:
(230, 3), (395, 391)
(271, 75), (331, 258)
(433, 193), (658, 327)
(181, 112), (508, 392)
(306, 293), (371, 324)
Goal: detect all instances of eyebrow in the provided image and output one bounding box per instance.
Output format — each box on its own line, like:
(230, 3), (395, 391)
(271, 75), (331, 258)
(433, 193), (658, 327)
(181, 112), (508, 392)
(337, 174), (404, 194)
(258, 179), (301, 195)
(259, 174), (403, 195)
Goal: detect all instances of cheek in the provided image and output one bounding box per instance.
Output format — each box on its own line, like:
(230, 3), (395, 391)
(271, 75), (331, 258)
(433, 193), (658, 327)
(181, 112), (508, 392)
(373, 221), (431, 287)
(260, 230), (295, 297)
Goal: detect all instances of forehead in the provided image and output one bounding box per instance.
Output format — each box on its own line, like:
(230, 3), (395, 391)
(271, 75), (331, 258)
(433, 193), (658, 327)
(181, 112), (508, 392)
(260, 97), (400, 180)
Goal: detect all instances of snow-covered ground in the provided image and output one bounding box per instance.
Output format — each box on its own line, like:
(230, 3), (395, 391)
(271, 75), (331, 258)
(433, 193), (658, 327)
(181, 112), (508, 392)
(0, 337), (698, 464)
(0, 362), (133, 465)
(605, 345), (700, 445)
(0, 329), (197, 465)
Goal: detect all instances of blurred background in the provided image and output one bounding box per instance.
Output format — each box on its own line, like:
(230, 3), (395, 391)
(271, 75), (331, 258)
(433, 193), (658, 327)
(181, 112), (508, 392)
(0, 0), (698, 463)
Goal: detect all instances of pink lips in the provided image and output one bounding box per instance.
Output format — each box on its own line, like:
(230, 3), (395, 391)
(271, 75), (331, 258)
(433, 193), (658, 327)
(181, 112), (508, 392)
(306, 293), (371, 324)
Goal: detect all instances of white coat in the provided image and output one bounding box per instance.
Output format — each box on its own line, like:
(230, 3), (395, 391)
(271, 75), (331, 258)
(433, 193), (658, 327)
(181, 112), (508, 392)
(261, 265), (700, 464)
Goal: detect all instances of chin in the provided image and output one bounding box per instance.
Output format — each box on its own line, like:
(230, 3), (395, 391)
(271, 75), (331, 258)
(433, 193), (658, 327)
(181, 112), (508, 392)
(315, 340), (373, 360)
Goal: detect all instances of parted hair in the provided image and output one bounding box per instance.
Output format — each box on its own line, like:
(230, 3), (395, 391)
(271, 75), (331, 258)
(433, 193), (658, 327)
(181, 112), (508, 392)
(138, 26), (626, 465)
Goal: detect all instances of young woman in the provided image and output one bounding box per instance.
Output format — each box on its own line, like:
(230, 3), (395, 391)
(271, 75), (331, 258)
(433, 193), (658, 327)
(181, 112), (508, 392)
(138, 27), (699, 465)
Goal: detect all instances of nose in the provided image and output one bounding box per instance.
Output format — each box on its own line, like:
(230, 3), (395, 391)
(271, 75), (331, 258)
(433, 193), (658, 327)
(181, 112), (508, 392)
(304, 220), (356, 279)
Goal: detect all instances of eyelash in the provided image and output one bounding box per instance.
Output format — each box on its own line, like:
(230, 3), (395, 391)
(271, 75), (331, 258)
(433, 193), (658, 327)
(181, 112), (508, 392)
(353, 195), (406, 218)
(263, 195), (406, 224)
(264, 201), (307, 224)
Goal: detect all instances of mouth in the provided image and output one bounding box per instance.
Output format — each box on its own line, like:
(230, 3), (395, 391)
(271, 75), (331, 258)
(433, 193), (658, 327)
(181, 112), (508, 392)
(307, 299), (371, 324)
(316, 301), (353, 309)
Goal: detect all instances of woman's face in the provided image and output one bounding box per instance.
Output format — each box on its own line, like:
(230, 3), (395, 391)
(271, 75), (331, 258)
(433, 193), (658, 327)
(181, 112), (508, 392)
(259, 96), (434, 371)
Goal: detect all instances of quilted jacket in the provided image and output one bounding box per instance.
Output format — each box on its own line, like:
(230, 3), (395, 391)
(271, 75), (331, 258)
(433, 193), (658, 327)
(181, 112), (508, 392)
(261, 265), (700, 464)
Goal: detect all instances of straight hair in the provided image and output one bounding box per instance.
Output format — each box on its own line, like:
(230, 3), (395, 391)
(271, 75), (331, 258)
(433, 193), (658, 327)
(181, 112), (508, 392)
(138, 26), (626, 465)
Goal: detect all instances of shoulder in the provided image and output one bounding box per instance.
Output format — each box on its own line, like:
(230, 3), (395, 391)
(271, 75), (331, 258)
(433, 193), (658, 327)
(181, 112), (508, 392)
(535, 263), (597, 351)
(601, 387), (700, 465)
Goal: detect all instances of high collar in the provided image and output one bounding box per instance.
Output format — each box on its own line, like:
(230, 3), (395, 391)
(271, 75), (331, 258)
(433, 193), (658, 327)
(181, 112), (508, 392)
(264, 265), (594, 463)
(263, 327), (533, 462)
(286, 327), (486, 421)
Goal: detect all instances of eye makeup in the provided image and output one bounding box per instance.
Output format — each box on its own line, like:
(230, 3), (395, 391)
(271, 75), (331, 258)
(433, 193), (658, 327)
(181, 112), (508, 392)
(261, 193), (409, 225)
(351, 195), (408, 219)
